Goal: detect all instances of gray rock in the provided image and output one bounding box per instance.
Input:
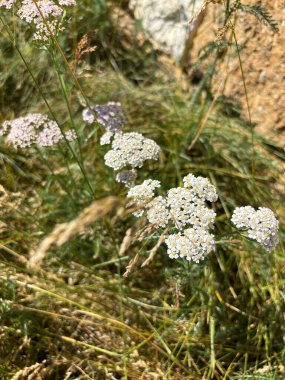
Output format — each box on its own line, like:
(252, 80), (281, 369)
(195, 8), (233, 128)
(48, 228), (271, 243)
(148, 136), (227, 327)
(129, 0), (205, 64)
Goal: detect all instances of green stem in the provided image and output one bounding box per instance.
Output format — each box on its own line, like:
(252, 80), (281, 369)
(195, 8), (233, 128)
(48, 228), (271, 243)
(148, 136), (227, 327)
(49, 45), (84, 163)
(230, 21), (255, 178)
(0, 16), (95, 199)
(35, 146), (78, 208)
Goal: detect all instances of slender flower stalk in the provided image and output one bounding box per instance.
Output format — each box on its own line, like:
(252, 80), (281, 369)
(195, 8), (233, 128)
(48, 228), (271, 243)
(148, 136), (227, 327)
(0, 16), (96, 199)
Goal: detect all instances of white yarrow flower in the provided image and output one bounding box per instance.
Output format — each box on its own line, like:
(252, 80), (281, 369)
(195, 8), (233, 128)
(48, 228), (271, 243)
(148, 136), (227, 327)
(165, 228), (215, 262)
(82, 108), (95, 124)
(100, 132), (114, 146)
(127, 179), (161, 210)
(1, 0), (76, 41)
(183, 173), (218, 202)
(146, 196), (170, 228)
(0, 0), (17, 9)
(231, 206), (279, 252)
(104, 132), (160, 171)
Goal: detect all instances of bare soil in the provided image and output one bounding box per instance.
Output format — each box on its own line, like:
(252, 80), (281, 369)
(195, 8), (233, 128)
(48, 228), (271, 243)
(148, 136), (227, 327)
(192, 0), (285, 144)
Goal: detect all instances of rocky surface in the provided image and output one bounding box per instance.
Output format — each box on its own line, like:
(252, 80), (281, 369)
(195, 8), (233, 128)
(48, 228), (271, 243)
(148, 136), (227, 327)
(127, 0), (285, 144)
(129, 0), (205, 64)
(191, 0), (285, 143)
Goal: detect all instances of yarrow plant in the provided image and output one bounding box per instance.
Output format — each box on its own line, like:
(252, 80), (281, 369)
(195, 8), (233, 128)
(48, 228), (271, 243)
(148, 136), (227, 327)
(231, 206), (279, 252)
(1, 113), (76, 148)
(92, 102), (280, 264)
(0, 0), (76, 42)
(127, 174), (218, 262)
(103, 132), (160, 171)
(82, 101), (161, 187)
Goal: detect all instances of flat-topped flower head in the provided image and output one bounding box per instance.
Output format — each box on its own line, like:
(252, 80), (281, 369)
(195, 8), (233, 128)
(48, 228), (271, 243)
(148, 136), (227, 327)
(104, 132), (160, 171)
(116, 170), (137, 187)
(183, 173), (218, 202)
(127, 180), (160, 215)
(165, 228), (215, 263)
(18, 0), (63, 24)
(231, 206), (279, 252)
(82, 102), (126, 133)
(0, 0), (16, 9)
(100, 132), (114, 146)
(146, 196), (170, 228)
(1, 0), (76, 41)
(166, 187), (216, 230)
(1, 113), (76, 149)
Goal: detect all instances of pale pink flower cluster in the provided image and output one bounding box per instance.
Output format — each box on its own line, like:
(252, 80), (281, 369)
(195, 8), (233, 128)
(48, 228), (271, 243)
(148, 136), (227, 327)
(1, 113), (76, 148)
(0, 0), (16, 9)
(18, 0), (63, 24)
(83, 102), (126, 132)
(0, 0), (76, 41)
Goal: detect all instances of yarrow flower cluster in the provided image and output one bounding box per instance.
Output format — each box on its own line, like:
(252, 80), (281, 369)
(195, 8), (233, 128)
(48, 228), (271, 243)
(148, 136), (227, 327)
(116, 170), (137, 187)
(0, 0), (76, 41)
(165, 228), (215, 263)
(127, 173), (218, 262)
(97, 102), (279, 264)
(85, 102), (160, 186)
(166, 187), (216, 229)
(104, 132), (160, 171)
(82, 102), (126, 133)
(231, 206), (279, 252)
(0, 0), (16, 8)
(1, 113), (76, 148)
(183, 173), (218, 202)
(127, 179), (160, 216)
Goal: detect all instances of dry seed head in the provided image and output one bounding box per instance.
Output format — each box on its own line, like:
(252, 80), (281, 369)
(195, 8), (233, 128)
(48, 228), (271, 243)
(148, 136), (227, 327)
(30, 196), (120, 266)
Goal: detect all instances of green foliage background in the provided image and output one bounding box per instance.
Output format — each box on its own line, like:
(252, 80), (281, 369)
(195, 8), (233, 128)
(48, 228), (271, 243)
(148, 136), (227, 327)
(0, 1), (284, 379)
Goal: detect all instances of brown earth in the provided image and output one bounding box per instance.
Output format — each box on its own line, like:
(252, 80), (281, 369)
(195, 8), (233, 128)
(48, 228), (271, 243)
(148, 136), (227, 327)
(192, 0), (285, 144)
(114, 1), (285, 144)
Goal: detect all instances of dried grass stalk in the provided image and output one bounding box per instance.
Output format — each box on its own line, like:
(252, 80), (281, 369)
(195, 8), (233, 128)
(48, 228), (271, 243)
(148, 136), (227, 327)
(11, 363), (43, 380)
(30, 196), (120, 266)
(119, 227), (136, 256)
(123, 251), (140, 278)
(141, 228), (168, 267)
(118, 222), (151, 256)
